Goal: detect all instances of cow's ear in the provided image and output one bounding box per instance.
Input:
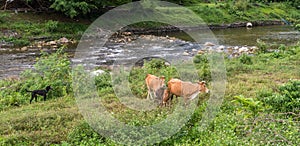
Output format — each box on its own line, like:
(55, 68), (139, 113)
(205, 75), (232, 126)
(160, 76), (165, 79)
(199, 81), (206, 85)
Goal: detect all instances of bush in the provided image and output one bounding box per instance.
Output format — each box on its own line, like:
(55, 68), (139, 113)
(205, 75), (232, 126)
(260, 80), (300, 112)
(295, 24), (300, 31)
(0, 13), (10, 23)
(239, 53), (253, 65)
(20, 46), (72, 100)
(13, 39), (30, 47)
(0, 46), (72, 109)
(256, 39), (268, 53)
(234, 0), (250, 11)
(45, 20), (59, 32)
(194, 54), (211, 81)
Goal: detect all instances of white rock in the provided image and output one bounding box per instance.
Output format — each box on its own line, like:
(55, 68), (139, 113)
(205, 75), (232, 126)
(91, 69), (105, 76)
(192, 49), (197, 52)
(183, 52), (189, 56)
(58, 37), (69, 43)
(239, 47), (249, 53)
(198, 50), (205, 54)
(204, 42), (215, 46)
(217, 45), (225, 50)
(49, 41), (56, 45)
(21, 47), (28, 51)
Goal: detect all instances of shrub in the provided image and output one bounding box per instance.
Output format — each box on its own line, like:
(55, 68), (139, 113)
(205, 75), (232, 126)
(239, 53), (253, 65)
(0, 46), (72, 109)
(232, 95), (262, 117)
(260, 80), (300, 112)
(194, 54), (211, 81)
(21, 46), (72, 100)
(0, 13), (10, 23)
(13, 39), (30, 47)
(295, 24), (300, 31)
(45, 20), (59, 32)
(234, 0), (250, 11)
(256, 39), (268, 53)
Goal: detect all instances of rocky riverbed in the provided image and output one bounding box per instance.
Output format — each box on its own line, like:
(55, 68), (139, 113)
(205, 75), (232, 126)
(1, 25), (299, 79)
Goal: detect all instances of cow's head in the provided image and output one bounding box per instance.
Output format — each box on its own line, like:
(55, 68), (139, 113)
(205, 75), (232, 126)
(159, 76), (166, 87)
(198, 81), (209, 93)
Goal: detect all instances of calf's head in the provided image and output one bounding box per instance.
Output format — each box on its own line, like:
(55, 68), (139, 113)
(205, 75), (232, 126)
(198, 81), (209, 93)
(159, 76), (166, 88)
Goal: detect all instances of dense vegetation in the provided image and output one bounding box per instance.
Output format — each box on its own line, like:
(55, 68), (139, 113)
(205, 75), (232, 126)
(0, 41), (299, 145)
(2, 0), (300, 18)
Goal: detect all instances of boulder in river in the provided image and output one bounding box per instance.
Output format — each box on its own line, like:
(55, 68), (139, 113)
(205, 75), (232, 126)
(198, 50), (205, 55)
(21, 46), (28, 51)
(239, 46), (249, 53)
(58, 37), (69, 43)
(204, 42), (215, 46)
(183, 51), (190, 56)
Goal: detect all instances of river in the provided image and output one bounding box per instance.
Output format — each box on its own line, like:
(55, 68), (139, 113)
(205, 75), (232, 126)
(0, 25), (299, 79)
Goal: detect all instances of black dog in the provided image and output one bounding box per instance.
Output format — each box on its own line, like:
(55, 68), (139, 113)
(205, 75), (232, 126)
(26, 86), (52, 104)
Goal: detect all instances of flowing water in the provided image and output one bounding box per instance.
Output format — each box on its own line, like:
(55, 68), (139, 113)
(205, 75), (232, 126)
(0, 25), (299, 79)
(158, 25), (300, 46)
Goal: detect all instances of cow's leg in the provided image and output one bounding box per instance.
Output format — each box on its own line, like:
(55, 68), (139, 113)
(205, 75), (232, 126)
(147, 90), (150, 99)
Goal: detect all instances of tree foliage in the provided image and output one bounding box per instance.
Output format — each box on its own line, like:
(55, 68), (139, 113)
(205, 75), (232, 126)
(1, 0), (300, 18)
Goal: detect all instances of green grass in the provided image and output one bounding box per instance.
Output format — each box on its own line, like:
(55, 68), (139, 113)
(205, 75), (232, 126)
(0, 96), (82, 145)
(188, 2), (300, 24)
(0, 43), (299, 145)
(0, 12), (88, 47)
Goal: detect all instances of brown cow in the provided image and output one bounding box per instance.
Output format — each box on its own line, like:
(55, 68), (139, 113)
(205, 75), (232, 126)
(145, 74), (166, 100)
(166, 78), (209, 105)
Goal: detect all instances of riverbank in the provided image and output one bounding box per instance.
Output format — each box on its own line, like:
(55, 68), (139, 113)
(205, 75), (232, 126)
(0, 2), (299, 48)
(125, 20), (285, 34)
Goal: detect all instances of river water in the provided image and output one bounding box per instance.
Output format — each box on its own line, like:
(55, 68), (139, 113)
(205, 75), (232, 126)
(0, 25), (299, 79)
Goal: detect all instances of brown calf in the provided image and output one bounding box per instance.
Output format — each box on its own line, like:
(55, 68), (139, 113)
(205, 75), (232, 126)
(166, 78), (209, 104)
(145, 74), (166, 100)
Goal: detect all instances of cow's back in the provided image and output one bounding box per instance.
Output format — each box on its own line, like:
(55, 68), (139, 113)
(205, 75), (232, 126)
(168, 79), (182, 96)
(168, 79), (199, 98)
(181, 82), (199, 97)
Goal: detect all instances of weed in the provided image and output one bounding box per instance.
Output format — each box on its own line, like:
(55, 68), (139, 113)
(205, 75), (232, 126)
(239, 53), (253, 65)
(0, 13), (10, 23)
(45, 20), (59, 32)
(256, 39), (268, 53)
(260, 80), (300, 112)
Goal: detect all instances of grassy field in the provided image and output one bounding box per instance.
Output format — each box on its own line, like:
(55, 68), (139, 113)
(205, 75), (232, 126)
(0, 42), (299, 145)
